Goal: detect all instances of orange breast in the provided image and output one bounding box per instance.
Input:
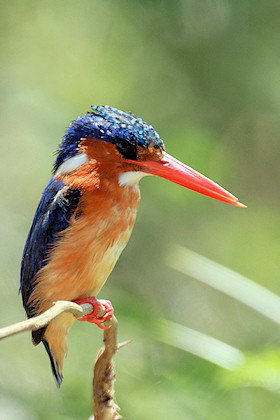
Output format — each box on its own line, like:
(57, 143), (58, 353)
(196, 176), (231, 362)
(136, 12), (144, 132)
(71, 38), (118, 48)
(30, 178), (140, 316)
(29, 139), (142, 315)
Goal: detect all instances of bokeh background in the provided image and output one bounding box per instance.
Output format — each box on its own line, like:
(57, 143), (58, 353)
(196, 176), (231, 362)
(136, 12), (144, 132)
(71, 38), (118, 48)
(1, 1), (280, 419)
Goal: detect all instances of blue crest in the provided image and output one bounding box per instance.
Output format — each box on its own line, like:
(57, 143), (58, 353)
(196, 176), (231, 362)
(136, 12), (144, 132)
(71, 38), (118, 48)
(54, 106), (165, 172)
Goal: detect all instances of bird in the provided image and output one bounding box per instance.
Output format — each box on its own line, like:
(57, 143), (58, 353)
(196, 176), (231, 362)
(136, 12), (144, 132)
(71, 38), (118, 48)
(20, 105), (244, 388)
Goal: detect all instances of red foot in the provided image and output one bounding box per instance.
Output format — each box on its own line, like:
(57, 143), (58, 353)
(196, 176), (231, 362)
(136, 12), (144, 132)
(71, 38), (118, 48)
(73, 297), (114, 330)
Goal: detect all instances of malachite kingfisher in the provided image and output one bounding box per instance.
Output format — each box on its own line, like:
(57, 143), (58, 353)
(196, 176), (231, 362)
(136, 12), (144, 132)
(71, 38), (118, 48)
(20, 106), (244, 387)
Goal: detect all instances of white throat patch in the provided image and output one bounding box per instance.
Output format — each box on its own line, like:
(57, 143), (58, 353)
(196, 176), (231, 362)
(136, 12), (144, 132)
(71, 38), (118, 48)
(55, 153), (88, 176)
(118, 171), (149, 186)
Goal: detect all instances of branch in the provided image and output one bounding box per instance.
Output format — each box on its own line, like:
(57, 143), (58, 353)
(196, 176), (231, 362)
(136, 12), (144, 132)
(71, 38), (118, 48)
(92, 315), (131, 420)
(0, 301), (130, 419)
(0, 300), (94, 340)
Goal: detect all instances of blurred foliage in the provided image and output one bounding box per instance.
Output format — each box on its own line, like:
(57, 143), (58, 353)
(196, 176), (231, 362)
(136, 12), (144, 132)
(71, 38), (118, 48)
(219, 348), (280, 394)
(1, 0), (280, 419)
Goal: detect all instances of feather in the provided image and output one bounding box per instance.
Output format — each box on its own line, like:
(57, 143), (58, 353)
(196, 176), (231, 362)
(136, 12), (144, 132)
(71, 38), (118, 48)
(20, 177), (81, 321)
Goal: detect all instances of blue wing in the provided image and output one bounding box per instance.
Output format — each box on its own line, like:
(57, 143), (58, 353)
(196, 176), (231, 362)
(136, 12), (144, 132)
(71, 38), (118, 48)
(20, 176), (81, 319)
(20, 176), (81, 387)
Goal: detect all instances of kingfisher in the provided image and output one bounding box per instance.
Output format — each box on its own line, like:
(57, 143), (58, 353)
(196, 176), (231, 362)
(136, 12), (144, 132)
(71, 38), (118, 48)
(20, 105), (244, 387)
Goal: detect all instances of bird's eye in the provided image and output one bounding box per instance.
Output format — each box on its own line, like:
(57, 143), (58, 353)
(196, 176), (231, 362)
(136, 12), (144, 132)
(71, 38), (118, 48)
(116, 139), (138, 160)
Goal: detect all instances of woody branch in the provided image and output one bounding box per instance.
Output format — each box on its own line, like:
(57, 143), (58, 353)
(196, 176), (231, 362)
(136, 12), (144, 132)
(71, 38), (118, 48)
(0, 300), (126, 420)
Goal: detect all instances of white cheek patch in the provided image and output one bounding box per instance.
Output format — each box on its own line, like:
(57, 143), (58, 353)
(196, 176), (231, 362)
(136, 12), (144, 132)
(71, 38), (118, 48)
(55, 152), (88, 176)
(118, 171), (150, 186)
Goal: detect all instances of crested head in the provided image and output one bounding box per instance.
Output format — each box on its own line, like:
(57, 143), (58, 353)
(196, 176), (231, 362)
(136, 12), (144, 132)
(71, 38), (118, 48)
(53, 105), (244, 206)
(54, 106), (165, 173)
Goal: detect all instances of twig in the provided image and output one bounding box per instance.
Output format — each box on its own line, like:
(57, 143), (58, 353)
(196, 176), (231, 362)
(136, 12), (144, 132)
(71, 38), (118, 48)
(0, 300), (94, 340)
(92, 315), (128, 420)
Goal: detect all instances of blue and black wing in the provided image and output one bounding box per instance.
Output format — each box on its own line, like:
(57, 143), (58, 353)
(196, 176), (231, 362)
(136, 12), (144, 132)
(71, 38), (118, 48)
(20, 176), (81, 388)
(20, 176), (81, 322)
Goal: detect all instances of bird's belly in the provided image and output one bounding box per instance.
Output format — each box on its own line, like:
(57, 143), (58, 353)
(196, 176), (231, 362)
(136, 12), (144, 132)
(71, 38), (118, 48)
(30, 185), (140, 314)
(75, 223), (133, 297)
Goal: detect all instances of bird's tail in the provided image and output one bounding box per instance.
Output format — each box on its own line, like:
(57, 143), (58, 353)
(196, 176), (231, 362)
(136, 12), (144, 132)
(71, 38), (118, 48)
(42, 338), (63, 388)
(41, 313), (75, 388)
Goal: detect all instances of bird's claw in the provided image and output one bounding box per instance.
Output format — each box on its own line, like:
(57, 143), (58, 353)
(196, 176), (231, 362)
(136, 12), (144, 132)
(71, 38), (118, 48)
(73, 297), (114, 329)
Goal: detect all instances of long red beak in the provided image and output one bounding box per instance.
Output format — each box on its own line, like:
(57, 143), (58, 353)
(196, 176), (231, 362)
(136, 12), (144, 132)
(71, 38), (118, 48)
(132, 151), (245, 207)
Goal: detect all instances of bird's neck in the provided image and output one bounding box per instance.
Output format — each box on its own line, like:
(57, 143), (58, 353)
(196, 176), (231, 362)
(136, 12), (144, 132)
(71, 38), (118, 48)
(54, 138), (142, 251)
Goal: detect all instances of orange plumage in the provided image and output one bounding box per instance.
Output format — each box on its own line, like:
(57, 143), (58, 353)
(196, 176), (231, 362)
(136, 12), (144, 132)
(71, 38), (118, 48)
(29, 140), (140, 372)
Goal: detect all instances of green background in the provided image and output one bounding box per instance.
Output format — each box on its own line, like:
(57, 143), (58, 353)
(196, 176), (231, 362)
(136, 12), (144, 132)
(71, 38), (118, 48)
(1, 1), (280, 419)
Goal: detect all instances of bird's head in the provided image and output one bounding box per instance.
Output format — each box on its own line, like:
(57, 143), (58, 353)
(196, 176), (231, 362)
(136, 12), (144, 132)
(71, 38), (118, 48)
(54, 105), (244, 207)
